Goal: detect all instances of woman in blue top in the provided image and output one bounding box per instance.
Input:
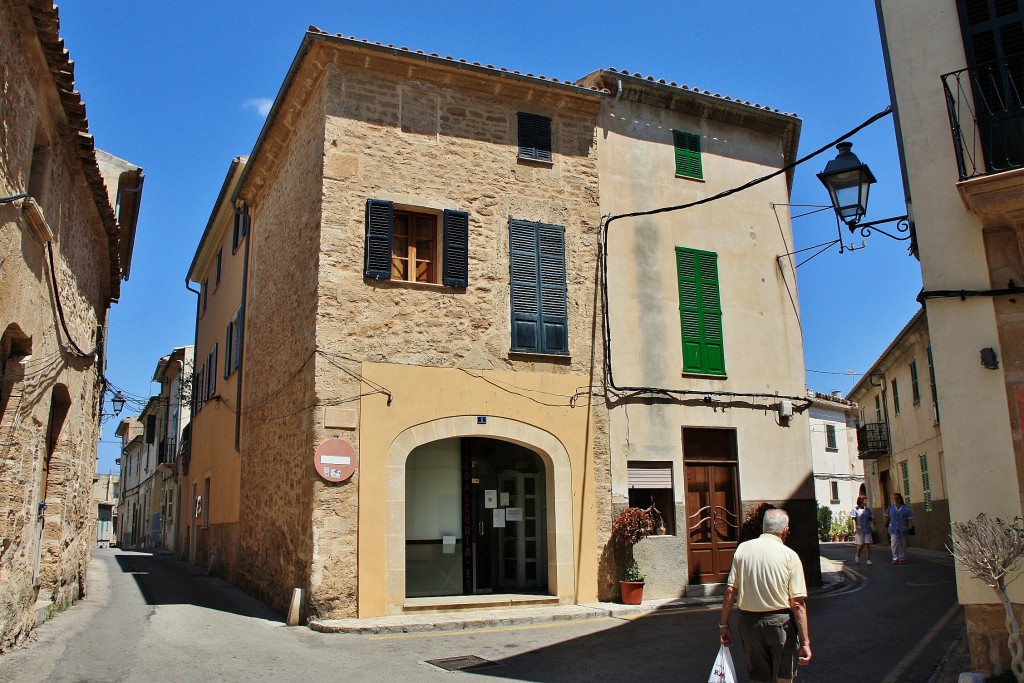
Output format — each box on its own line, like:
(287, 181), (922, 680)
(884, 493), (915, 564)
(851, 496), (874, 565)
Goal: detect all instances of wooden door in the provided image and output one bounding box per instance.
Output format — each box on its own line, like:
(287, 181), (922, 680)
(685, 463), (740, 584)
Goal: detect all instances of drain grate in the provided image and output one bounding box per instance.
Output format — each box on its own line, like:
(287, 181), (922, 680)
(424, 655), (499, 672)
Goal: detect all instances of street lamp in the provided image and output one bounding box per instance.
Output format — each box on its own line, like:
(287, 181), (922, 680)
(111, 391), (126, 416)
(817, 142), (875, 228)
(817, 142), (911, 244)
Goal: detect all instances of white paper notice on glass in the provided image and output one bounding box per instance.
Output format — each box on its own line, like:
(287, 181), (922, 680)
(493, 508), (506, 528)
(485, 490), (497, 509)
(442, 535), (456, 554)
(500, 491), (510, 506)
(505, 508), (523, 522)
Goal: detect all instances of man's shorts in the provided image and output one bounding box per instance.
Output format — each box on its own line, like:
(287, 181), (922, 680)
(855, 532), (873, 544)
(738, 610), (798, 681)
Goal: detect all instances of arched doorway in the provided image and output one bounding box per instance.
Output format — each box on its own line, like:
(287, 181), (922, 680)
(405, 437), (547, 597)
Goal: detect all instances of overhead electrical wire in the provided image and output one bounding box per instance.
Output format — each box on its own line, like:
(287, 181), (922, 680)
(598, 105), (895, 409)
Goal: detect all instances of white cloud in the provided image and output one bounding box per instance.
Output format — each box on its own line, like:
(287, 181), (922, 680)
(243, 97), (273, 117)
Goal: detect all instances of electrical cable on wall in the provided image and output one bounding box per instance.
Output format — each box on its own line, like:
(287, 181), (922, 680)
(598, 105), (895, 410)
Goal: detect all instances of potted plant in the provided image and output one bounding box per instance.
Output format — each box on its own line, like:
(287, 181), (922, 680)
(842, 514), (856, 541)
(612, 506), (653, 604)
(817, 505), (833, 543)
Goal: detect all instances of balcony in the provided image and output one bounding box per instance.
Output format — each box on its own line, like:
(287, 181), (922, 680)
(856, 423), (889, 459)
(942, 55), (1024, 180)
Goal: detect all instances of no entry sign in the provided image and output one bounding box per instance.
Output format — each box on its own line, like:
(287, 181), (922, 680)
(314, 438), (357, 483)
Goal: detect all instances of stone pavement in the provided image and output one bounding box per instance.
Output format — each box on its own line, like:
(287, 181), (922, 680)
(310, 548), (973, 683)
(310, 555), (850, 635)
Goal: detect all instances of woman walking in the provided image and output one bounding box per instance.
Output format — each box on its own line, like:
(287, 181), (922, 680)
(884, 493), (915, 564)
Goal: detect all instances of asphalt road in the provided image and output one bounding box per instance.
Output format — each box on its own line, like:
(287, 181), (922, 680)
(0, 544), (961, 682)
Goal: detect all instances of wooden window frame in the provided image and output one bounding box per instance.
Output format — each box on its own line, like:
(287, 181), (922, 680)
(825, 424), (838, 451)
(391, 209), (440, 284)
(830, 480), (840, 505)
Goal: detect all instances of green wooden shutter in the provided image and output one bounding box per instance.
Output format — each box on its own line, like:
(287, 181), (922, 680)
(673, 130), (703, 179)
(910, 360), (920, 403)
(927, 345), (940, 424)
(676, 247), (724, 374)
(364, 199), (393, 279)
(900, 459), (911, 504)
(919, 453), (933, 512)
(892, 379), (901, 415)
(442, 209), (469, 288)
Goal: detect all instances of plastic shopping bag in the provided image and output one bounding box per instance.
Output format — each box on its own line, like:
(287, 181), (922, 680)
(708, 644), (738, 683)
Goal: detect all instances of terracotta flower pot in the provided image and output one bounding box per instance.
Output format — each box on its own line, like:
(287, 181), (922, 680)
(620, 580), (645, 605)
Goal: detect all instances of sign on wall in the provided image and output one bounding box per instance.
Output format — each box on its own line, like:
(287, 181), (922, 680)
(314, 438), (357, 483)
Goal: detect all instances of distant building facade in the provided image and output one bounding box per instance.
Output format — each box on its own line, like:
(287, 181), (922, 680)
(0, 0), (141, 650)
(91, 474), (118, 548)
(806, 392), (862, 521)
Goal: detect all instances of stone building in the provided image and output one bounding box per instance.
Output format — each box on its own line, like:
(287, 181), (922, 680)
(0, 1), (141, 650)
(185, 28), (815, 622)
(875, 1), (1024, 674)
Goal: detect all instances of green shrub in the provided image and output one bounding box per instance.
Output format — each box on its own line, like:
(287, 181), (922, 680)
(817, 505), (833, 541)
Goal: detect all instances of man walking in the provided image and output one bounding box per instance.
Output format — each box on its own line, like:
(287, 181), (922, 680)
(719, 509), (812, 683)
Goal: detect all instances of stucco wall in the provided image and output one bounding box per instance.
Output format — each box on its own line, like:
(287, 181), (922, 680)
(878, 0), (1022, 607)
(0, 1), (115, 651)
(592, 87), (817, 590)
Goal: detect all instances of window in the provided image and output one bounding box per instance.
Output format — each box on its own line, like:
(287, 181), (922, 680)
(232, 204), (249, 253)
(830, 481), (840, 504)
(363, 199), (468, 287)
(195, 362), (205, 412)
(232, 307), (243, 371)
(900, 459), (911, 504)
(892, 379), (901, 415)
(145, 414), (157, 444)
(517, 112), (552, 163)
(910, 359), (920, 403)
(627, 462), (674, 535)
(208, 347), (217, 399)
(676, 247), (724, 375)
(224, 321), (234, 378)
(927, 345), (940, 423)
(509, 219), (568, 355)
(202, 476), (211, 529)
(874, 394), (882, 422)
(215, 249), (223, 286)
(202, 280), (208, 314)
(920, 453), (933, 512)
(673, 130), (703, 179)
(825, 424), (838, 450)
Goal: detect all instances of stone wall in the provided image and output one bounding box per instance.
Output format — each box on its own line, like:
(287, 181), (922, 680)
(0, 1), (114, 651)
(234, 65), (326, 615)
(308, 47), (608, 614)
(965, 602), (1024, 677)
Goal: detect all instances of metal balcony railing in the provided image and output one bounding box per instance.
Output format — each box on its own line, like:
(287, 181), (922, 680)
(856, 423), (889, 459)
(942, 54), (1024, 180)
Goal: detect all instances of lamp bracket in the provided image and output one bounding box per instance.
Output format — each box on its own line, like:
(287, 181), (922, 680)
(846, 215), (911, 241)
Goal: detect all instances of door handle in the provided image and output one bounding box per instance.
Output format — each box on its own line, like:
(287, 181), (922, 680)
(479, 521), (484, 536)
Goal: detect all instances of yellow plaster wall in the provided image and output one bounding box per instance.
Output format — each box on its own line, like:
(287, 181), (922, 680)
(356, 363), (599, 617)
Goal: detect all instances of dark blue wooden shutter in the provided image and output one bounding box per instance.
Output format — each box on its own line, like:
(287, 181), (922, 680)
(509, 220), (540, 351)
(537, 224), (568, 354)
(233, 308), (243, 371)
(224, 323), (232, 378)
(364, 199), (393, 279)
(442, 209), (469, 287)
(509, 220), (568, 354)
(517, 113), (553, 163)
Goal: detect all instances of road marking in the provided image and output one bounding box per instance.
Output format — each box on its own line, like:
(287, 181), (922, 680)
(811, 566), (868, 599)
(878, 603), (960, 683)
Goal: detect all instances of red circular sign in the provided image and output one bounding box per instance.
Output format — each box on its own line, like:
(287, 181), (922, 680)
(314, 439), (357, 483)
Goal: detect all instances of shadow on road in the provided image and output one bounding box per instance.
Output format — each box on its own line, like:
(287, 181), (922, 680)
(113, 551), (284, 623)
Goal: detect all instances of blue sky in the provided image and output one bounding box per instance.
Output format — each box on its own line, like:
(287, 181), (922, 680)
(56, 2), (922, 473)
